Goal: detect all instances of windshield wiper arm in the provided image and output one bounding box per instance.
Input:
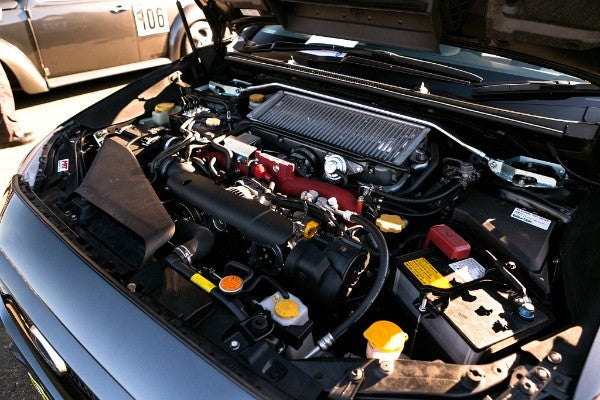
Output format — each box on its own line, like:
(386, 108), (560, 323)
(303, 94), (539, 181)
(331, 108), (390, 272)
(471, 80), (600, 99)
(239, 41), (483, 84)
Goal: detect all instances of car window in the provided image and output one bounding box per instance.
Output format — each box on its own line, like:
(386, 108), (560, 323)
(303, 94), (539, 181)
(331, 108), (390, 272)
(247, 25), (584, 84)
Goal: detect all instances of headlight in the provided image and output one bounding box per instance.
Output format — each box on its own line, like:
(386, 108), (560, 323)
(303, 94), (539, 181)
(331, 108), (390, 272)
(17, 129), (59, 188)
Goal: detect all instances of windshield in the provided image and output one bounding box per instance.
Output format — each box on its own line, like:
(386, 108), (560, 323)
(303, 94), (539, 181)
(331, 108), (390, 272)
(246, 25), (584, 84)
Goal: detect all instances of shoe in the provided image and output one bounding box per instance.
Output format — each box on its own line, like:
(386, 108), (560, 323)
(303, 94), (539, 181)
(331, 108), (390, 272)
(0, 132), (36, 148)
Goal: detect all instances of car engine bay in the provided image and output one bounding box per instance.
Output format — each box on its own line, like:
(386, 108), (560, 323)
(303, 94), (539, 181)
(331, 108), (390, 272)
(23, 57), (600, 398)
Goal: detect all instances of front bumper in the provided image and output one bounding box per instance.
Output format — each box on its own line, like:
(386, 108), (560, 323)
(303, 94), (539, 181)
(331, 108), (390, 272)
(0, 178), (252, 399)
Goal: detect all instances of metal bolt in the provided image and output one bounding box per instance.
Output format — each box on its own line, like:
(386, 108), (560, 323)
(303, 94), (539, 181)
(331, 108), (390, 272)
(466, 368), (485, 385)
(519, 378), (537, 395)
(489, 161), (497, 168)
(356, 166), (363, 173)
(547, 351), (563, 364)
(229, 340), (240, 351)
(350, 368), (364, 382)
(126, 283), (137, 293)
(273, 164), (280, 173)
(536, 368), (549, 380)
(378, 361), (393, 375)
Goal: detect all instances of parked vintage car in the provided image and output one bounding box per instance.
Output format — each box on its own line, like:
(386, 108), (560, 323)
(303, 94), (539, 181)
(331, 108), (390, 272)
(1, 0), (600, 399)
(0, 0), (213, 93)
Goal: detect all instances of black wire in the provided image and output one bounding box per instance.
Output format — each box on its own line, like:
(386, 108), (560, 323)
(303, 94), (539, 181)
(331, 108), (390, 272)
(547, 143), (600, 187)
(375, 182), (461, 204)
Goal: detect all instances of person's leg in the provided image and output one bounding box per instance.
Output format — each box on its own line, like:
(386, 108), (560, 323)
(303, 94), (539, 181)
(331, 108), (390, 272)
(0, 64), (34, 146)
(0, 63), (21, 144)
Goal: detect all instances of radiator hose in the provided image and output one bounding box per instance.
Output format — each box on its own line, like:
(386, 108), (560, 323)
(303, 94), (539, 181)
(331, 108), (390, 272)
(165, 222), (248, 321)
(304, 214), (390, 358)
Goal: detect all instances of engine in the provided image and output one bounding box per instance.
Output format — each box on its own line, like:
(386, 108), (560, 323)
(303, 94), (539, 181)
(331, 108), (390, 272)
(62, 82), (565, 368)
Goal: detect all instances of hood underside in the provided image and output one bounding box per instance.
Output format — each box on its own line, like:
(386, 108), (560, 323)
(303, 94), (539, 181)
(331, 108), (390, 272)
(207, 0), (600, 84)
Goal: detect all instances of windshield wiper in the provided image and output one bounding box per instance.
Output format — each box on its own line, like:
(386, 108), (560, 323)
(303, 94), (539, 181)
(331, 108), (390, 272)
(238, 41), (483, 84)
(471, 80), (600, 99)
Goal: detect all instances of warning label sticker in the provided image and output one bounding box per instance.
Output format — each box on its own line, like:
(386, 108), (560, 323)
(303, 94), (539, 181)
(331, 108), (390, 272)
(511, 208), (551, 230)
(404, 257), (452, 289)
(448, 258), (486, 283)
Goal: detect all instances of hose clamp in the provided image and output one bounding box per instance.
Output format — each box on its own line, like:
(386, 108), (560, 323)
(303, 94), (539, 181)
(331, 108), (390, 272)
(174, 245), (193, 266)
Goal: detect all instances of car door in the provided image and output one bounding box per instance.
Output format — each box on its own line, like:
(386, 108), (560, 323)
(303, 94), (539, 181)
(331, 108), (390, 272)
(27, 0), (139, 79)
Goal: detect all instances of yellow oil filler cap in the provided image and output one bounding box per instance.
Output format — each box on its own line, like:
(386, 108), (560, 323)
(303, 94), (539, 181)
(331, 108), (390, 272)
(249, 93), (266, 104)
(303, 221), (320, 240)
(155, 102), (175, 112)
(274, 298), (300, 319)
(376, 214), (408, 234)
(363, 320), (408, 353)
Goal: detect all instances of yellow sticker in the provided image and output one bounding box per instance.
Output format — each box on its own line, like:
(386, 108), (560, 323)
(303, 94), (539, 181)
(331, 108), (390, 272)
(403, 258), (452, 289)
(190, 273), (216, 293)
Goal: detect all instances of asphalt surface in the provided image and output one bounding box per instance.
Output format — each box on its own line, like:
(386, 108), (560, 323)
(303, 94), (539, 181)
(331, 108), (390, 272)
(0, 71), (145, 399)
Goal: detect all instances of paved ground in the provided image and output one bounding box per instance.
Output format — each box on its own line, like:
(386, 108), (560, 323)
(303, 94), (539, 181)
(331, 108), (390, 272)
(0, 71), (144, 398)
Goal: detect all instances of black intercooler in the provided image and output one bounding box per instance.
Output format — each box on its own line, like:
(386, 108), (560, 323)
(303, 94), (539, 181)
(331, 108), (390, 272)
(247, 91), (429, 166)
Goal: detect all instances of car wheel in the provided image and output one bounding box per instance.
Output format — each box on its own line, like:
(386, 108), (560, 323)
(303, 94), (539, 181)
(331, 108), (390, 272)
(182, 19), (214, 55)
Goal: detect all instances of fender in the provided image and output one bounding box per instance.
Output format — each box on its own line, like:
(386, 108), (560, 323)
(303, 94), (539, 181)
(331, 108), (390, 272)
(0, 38), (48, 94)
(168, 4), (206, 61)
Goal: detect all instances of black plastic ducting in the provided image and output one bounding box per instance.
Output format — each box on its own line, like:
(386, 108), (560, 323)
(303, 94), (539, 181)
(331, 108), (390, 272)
(75, 138), (175, 265)
(168, 172), (293, 245)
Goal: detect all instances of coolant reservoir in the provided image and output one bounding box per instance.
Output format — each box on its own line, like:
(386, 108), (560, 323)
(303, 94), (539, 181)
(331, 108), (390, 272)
(363, 320), (408, 361)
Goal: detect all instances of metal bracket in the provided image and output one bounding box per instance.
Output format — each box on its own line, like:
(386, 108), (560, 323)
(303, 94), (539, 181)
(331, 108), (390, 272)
(209, 80), (252, 97)
(329, 367), (367, 400)
(494, 354), (571, 400)
(488, 156), (565, 189)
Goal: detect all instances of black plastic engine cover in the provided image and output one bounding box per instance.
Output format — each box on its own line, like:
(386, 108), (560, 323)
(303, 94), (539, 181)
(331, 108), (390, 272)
(168, 172), (293, 245)
(75, 138), (175, 265)
(452, 191), (555, 294)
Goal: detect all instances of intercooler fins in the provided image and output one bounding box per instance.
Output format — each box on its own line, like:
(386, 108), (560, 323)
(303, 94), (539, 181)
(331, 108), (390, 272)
(248, 91), (429, 166)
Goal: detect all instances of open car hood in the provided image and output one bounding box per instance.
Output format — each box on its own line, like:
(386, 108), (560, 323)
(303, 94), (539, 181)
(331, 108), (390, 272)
(202, 0), (600, 84)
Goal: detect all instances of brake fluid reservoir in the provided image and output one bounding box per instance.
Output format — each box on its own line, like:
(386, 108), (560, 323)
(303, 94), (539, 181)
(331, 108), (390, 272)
(259, 292), (308, 327)
(260, 292), (314, 359)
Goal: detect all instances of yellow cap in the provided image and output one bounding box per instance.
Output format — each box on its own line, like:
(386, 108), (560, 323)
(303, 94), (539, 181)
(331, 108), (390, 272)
(303, 221), (320, 240)
(249, 93), (266, 104)
(363, 320), (408, 352)
(155, 102), (175, 112)
(205, 117), (221, 127)
(219, 275), (243, 294)
(274, 298), (300, 319)
(376, 214), (408, 233)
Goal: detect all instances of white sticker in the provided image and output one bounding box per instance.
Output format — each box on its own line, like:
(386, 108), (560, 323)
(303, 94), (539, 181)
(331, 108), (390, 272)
(511, 208), (551, 230)
(240, 8), (261, 16)
(57, 159), (69, 172)
(305, 35), (358, 48)
(132, 3), (170, 37)
(448, 258), (486, 283)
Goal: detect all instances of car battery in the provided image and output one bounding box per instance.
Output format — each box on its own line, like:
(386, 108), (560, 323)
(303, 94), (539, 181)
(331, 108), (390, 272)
(392, 247), (551, 364)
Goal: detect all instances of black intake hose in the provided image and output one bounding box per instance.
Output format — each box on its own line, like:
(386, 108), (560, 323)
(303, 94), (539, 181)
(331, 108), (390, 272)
(304, 214), (390, 358)
(168, 172), (294, 245)
(165, 222), (248, 321)
(170, 221), (215, 264)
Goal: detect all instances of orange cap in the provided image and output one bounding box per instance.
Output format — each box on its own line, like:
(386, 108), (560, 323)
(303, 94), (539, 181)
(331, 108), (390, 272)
(219, 275), (243, 294)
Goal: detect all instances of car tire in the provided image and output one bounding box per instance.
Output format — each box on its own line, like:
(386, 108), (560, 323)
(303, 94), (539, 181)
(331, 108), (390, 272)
(182, 19), (214, 55)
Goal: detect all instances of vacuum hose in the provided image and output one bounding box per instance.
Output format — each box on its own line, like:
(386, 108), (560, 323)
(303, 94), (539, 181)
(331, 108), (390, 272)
(304, 214), (390, 358)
